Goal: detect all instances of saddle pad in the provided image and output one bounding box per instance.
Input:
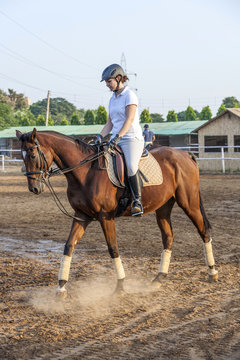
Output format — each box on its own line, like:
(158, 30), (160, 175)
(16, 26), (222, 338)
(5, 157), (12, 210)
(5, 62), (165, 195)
(104, 152), (163, 188)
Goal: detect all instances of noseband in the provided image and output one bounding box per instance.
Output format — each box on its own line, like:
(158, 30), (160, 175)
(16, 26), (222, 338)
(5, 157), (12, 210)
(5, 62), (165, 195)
(24, 139), (49, 181)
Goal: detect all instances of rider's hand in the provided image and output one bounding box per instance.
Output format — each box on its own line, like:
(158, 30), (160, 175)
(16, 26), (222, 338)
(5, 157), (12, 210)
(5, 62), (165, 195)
(94, 134), (103, 145)
(108, 134), (121, 150)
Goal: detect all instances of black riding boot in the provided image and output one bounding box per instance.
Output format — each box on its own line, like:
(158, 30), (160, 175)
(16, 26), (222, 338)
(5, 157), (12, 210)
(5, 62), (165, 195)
(128, 172), (143, 216)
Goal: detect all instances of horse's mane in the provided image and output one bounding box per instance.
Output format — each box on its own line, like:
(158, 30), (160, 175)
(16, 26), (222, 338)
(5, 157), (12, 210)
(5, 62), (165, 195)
(21, 130), (95, 155)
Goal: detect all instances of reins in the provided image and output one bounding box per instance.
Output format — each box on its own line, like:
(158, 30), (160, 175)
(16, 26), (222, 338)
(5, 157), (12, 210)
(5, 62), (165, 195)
(24, 140), (106, 223)
(44, 150), (105, 222)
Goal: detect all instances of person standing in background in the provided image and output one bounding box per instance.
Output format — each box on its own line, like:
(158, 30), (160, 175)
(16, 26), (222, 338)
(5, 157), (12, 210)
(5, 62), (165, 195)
(143, 124), (155, 148)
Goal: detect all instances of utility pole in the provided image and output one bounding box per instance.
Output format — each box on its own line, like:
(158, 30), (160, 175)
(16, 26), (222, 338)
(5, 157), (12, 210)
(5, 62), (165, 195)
(46, 90), (50, 126)
(120, 52), (137, 91)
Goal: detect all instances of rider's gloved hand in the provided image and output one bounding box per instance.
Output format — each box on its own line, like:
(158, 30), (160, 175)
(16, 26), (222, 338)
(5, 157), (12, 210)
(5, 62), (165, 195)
(108, 134), (121, 150)
(94, 134), (103, 145)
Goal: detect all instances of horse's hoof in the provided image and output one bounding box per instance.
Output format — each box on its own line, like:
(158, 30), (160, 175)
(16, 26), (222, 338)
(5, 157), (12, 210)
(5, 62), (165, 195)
(208, 270), (218, 282)
(112, 288), (125, 297)
(56, 287), (67, 300)
(151, 273), (167, 288)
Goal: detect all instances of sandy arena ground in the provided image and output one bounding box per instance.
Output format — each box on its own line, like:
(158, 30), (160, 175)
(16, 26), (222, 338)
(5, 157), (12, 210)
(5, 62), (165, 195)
(0, 166), (239, 360)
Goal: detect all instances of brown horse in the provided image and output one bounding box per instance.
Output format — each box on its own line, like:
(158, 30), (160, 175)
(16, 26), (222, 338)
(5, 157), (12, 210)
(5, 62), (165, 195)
(16, 128), (218, 296)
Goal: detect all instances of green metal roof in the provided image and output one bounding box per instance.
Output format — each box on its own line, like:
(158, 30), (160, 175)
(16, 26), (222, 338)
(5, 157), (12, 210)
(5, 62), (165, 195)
(0, 120), (208, 139)
(146, 120), (208, 135)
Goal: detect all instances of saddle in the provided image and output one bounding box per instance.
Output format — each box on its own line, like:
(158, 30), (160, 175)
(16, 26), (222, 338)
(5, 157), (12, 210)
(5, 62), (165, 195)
(104, 145), (163, 189)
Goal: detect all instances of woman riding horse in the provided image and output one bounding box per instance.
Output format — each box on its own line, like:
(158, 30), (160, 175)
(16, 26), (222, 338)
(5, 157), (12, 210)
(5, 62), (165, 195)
(96, 63), (144, 216)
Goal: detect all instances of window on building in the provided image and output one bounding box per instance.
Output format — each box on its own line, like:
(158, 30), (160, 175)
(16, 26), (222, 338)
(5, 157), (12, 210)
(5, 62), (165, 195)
(204, 135), (228, 152)
(234, 135), (240, 152)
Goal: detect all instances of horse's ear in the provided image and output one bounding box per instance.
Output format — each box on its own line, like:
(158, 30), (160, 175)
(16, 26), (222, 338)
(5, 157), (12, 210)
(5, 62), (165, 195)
(31, 128), (37, 142)
(16, 130), (22, 140)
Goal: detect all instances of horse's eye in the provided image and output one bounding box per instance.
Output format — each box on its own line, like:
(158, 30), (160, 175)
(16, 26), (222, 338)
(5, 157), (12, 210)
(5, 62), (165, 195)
(30, 154), (36, 159)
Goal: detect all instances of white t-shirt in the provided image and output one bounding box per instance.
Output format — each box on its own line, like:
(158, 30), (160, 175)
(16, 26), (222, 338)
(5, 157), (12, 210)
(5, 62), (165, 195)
(109, 86), (143, 140)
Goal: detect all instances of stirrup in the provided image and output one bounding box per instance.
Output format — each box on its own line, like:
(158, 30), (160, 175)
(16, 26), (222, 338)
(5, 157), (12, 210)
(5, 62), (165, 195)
(131, 200), (143, 216)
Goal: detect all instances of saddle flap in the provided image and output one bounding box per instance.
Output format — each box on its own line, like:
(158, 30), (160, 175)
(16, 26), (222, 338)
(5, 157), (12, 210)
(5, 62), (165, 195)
(112, 151), (125, 187)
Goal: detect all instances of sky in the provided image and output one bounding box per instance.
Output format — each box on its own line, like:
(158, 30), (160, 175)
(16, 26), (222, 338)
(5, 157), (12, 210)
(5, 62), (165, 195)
(0, 0), (240, 118)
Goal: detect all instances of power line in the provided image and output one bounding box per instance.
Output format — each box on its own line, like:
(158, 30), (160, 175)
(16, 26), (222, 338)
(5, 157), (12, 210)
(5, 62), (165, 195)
(0, 42), (102, 92)
(0, 9), (98, 71)
(0, 72), (47, 93)
(0, 72), (109, 107)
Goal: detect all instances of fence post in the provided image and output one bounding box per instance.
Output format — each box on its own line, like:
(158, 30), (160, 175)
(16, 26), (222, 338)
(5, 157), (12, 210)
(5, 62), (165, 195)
(221, 147), (225, 173)
(1, 155), (5, 172)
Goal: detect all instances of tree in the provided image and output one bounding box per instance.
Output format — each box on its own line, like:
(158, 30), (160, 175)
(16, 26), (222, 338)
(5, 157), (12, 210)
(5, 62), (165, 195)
(140, 109), (152, 123)
(177, 111), (186, 122)
(222, 96), (240, 108)
(185, 106), (197, 121)
(200, 106), (212, 120)
(0, 102), (14, 129)
(194, 109), (200, 119)
(217, 103), (226, 116)
(0, 89), (12, 107)
(19, 117), (31, 126)
(95, 106), (108, 124)
(166, 110), (178, 122)
(78, 108), (85, 123)
(7, 89), (28, 110)
(30, 97), (77, 124)
(150, 113), (164, 123)
(36, 114), (46, 126)
(71, 113), (81, 125)
(48, 116), (54, 126)
(14, 109), (36, 126)
(84, 110), (95, 125)
(60, 116), (68, 125)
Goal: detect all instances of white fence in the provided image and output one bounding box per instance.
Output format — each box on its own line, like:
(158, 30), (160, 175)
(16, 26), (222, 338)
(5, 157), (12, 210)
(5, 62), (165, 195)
(0, 149), (22, 172)
(175, 145), (240, 173)
(1, 146), (240, 173)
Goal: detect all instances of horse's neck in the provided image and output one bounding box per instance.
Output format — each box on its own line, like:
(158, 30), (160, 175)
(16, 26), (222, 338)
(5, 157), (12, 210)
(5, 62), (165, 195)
(41, 133), (92, 171)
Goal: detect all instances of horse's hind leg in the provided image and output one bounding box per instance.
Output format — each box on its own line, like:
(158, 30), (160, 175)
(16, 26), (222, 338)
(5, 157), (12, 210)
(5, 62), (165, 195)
(152, 197), (176, 285)
(57, 219), (90, 297)
(176, 187), (218, 282)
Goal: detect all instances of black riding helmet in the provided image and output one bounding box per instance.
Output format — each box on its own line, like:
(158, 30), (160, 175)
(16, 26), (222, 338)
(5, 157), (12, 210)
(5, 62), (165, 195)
(101, 64), (126, 92)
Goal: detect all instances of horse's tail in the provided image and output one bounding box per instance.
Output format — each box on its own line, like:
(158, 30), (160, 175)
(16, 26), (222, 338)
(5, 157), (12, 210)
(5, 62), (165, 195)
(199, 191), (211, 231)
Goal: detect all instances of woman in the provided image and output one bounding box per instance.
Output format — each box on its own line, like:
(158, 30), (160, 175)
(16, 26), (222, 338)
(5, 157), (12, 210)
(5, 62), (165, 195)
(96, 63), (144, 216)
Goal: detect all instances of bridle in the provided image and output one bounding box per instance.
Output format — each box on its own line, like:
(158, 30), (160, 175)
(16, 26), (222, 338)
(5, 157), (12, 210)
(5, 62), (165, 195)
(23, 139), (106, 222)
(24, 139), (49, 181)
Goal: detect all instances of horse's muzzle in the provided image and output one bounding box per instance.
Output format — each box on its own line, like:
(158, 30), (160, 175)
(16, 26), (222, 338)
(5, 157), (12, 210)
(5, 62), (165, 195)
(28, 182), (45, 195)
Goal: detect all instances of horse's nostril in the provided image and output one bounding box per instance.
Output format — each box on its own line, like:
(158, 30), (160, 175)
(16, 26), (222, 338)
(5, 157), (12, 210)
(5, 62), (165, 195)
(29, 186), (39, 194)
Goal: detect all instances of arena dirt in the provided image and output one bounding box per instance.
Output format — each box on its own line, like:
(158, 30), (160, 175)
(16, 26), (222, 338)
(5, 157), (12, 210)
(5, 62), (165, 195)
(0, 167), (239, 359)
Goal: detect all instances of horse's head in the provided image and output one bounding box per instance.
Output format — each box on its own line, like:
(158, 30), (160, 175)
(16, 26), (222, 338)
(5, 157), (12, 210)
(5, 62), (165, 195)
(16, 128), (52, 195)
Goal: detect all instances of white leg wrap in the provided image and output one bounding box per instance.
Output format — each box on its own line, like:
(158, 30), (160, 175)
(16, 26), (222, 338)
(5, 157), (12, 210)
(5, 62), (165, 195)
(58, 255), (72, 281)
(159, 249), (172, 274)
(113, 257), (125, 280)
(203, 239), (215, 267)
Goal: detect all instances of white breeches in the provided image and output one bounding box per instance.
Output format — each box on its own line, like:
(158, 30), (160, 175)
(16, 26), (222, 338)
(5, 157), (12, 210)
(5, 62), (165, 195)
(119, 137), (144, 176)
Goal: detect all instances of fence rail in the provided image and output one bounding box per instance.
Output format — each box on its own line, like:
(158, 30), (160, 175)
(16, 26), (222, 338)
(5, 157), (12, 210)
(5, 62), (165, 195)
(1, 146), (240, 173)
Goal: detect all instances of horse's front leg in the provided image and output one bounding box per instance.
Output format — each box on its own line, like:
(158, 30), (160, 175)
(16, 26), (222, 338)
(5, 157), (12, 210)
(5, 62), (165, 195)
(152, 198), (175, 286)
(57, 219), (90, 297)
(100, 216), (125, 294)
